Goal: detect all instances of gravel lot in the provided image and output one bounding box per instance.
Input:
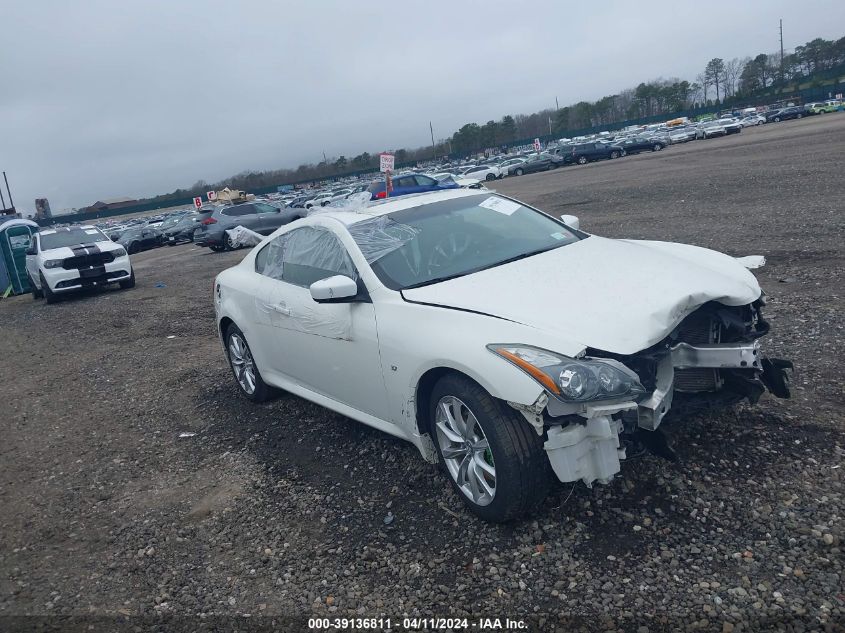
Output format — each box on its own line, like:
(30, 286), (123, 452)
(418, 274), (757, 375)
(1, 115), (843, 632)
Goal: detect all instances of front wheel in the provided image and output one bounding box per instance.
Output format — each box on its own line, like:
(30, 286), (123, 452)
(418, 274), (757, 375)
(796, 113), (803, 119)
(209, 244), (226, 253)
(577, 156), (588, 165)
(127, 242), (140, 255)
(610, 151), (619, 159)
(653, 144), (662, 152)
(41, 273), (58, 304)
(225, 323), (275, 402)
(485, 173), (496, 181)
(29, 274), (43, 300)
(119, 269), (135, 289)
(430, 373), (551, 522)
(514, 168), (524, 176)
(774, 117), (781, 122)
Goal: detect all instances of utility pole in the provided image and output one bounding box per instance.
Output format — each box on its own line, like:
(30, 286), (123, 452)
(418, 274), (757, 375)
(429, 121), (436, 160)
(555, 96), (560, 110)
(3, 172), (14, 211)
(779, 19), (785, 85)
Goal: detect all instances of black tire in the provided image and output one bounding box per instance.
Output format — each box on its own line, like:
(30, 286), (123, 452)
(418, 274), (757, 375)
(127, 242), (139, 255)
(796, 113), (803, 119)
(209, 244), (226, 253)
(485, 173), (496, 181)
(652, 144), (662, 152)
(41, 273), (58, 304)
(224, 323), (275, 402)
(773, 117), (781, 122)
(429, 373), (551, 522)
(577, 156), (588, 165)
(30, 274), (43, 300)
(119, 269), (135, 289)
(610, 151), (619, 159)
(514, 168), (524, 176)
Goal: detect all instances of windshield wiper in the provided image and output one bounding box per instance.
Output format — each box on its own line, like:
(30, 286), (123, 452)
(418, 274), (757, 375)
(402, 271), (473, 290)
(401, 243), (565, 290)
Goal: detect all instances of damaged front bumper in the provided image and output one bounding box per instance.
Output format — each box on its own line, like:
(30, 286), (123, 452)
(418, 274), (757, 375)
(513, 308), (793, 487)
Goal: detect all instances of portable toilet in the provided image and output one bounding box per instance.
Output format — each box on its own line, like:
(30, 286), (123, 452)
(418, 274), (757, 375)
(0, 218), (39, 296)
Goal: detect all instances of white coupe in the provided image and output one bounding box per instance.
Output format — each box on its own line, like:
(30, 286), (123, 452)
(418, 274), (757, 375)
(213, 190), (792, 522)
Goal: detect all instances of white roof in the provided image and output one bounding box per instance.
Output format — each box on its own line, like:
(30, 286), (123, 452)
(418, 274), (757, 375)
(315, 189), (486, 226)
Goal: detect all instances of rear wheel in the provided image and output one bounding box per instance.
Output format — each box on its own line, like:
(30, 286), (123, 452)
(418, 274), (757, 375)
(225, 323), (275, 402)
(485, 173), (496, 181)
(127, 242), (140, 254)
(209, 244), (226, 253)
(796, 113), (803, 119)
(430, 373), (551, 522)
(774, 116), (781, 122)
(514, 168), (524, 176)
(225, 233), (241, 250)
(610, 151), (620, 159)
(652, 144), (662, 152)
(577, 156), (588, 165)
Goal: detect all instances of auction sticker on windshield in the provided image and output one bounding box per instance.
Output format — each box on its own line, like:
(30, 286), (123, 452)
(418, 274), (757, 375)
(478, 196), (521, 216)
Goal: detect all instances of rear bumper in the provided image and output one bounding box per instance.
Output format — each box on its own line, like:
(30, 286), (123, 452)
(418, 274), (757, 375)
(193, 231), (223, 246)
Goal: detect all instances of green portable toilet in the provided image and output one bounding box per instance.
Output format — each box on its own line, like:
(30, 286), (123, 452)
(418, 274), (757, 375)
(0, 219), (39, 296)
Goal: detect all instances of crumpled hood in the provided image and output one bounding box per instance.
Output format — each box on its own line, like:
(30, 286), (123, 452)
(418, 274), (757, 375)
(402, 236), (761, 355)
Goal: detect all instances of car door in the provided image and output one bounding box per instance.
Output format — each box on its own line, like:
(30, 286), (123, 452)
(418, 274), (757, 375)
(415, 174), (443, 191)
(392, 175), (418, 196)
(254, 226), (389, 419)
(252, 202), (281, 234)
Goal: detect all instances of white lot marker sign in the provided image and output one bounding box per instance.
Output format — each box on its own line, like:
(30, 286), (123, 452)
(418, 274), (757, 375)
(206, 190), (217, 202)
(380, 153), (395, 198)
(379, 152), (395, 173)
(193, 196), (203, 209)
(533, 138), (541, 152)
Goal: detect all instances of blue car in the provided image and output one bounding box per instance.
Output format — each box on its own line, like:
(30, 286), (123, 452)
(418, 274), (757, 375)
(367, 173), (459, 200)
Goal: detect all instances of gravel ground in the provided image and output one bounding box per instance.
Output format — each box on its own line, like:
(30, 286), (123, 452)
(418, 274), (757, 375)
(1, 115), (843, 633)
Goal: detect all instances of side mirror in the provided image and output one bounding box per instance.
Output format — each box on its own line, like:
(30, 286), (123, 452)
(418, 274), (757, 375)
(25, 245), (36, 256)
(560, 214), (580, 230)
(310, 275), (359, 303)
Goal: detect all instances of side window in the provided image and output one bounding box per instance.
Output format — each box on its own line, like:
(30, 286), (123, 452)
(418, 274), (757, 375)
(415, 175), (437, 186)
(395, 176), (416, 189)
(255, 234), (287, 280)
(254, 203), (278, 214)
(281, 227), (355, 288)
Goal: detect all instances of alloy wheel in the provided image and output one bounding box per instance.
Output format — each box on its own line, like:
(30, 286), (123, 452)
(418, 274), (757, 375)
(435, 395), (496, 506)
(228, 333), (257, 395)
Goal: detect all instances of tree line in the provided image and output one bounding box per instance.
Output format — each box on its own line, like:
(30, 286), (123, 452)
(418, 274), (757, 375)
(142, 33), (844, 206)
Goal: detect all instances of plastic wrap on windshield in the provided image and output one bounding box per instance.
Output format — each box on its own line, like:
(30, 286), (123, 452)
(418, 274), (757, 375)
(225, 225), (263, 248)
(347, 216), (420, 264)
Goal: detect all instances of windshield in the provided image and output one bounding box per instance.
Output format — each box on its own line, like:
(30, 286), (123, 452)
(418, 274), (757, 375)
(355, 194), (582, 290)
(40, 228), (110, 250)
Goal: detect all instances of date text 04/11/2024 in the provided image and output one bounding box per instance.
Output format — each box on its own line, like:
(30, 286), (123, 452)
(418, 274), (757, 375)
(308, 617), (528, 630)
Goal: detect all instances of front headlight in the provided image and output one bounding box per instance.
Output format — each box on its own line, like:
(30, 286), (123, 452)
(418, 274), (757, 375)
(111, 247), (127, 257)
(43, 259), (64, 269)
(488, 344), (646, 403)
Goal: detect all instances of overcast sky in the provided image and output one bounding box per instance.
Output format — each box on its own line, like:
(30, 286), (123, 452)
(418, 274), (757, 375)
(1, 0), (842, 213)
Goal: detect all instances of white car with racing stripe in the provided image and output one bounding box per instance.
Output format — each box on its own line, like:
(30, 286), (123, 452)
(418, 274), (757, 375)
(25, 225), (135, 303)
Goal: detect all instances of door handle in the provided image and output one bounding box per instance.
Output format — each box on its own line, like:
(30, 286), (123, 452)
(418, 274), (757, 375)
(270, 303), (290, 316)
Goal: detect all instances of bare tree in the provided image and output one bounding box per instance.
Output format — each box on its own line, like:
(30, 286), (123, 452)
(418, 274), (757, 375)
(722, 57), (747, 98)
